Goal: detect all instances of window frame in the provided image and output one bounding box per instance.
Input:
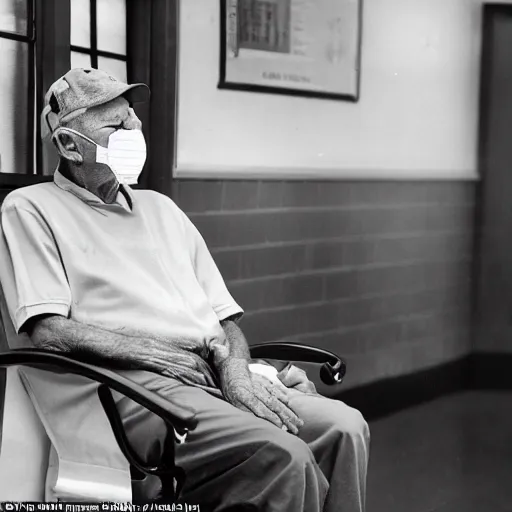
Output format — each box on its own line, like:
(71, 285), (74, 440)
(0, 0), (70, 187)
(0, 0), (36, 179)
(0, 0), (179, 201)
(70, 0), (127, 71)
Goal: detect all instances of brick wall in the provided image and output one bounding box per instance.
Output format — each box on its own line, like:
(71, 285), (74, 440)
(175, 179), (476, 392)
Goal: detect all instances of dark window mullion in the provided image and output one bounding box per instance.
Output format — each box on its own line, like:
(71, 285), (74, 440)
(0, 30), (32, 43)
(90, 0), (98, 68)
(71, 45), (127, 61)
(26, 0), (34, 40)
(97, 51), (126, 61)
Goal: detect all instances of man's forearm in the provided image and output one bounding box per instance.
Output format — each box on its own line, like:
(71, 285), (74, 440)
(220, 318), (251, 361)
(28, 315), (214, 381)
(212, 319), (252, 389)
(30, 314), (159, 368)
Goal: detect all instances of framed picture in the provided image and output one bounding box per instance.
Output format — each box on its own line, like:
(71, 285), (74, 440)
(219, 0), (363, 101)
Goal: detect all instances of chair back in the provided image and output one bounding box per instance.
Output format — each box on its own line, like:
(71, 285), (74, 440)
(0, 226), (50, 500)
(0, 219), (132, 502)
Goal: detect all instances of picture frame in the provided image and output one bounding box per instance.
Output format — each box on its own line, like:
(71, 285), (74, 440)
(219, 0), (364, 102)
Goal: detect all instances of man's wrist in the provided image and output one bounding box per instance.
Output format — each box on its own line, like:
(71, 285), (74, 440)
(217, 356), (251, 390)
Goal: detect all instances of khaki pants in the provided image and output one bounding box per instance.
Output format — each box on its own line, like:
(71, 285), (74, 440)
(116, 371), (371, 512)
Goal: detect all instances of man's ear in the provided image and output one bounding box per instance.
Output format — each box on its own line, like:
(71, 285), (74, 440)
(53, 131), (83, 164)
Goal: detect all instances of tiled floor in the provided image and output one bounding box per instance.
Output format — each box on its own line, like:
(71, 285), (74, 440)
(367, 391), (512, 512)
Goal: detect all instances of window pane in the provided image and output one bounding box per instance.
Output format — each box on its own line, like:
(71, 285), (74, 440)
(0, 0), (28, 36)
(71, 0), (91, 48)
(71, 51), (92, 69)
(98, 57), (127, 83)
(97, 0), (126, 55)
(0, 39), (28, 173)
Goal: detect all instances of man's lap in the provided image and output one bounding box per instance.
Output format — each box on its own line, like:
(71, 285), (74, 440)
(115, 369), (366, 465)
(114, 370), (369, 509)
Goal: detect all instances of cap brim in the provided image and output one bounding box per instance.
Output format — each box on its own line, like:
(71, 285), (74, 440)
(122, 83), (150, 104)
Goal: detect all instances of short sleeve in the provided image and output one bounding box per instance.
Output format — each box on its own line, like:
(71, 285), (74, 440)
(0, 200), (72, 333)
(180, 212), (244, 323)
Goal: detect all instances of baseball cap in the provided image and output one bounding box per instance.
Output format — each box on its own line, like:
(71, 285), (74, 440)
(41, 67), (150, 140)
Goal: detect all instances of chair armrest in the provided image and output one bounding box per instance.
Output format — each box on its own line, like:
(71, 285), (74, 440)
(249, 342), (346, 385)
(0, 347), (196, 491)
(0, 348), (197, 434)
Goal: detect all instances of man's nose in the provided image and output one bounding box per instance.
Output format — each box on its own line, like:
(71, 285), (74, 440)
(125, 108), (142, 130)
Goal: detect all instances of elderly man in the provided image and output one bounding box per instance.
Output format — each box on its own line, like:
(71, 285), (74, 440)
(0, 69), (369, 511)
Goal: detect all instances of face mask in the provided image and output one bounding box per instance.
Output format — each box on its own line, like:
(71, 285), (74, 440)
(55, 127), (147, 185)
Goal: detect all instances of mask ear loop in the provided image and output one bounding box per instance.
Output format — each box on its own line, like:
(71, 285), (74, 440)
(55, 127), (113, 172)
(56, 127), (126, 193)
(52, 126), (98, 147)
(50, 127), (101, 193)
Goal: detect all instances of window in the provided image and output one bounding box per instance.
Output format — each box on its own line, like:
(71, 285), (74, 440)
(0, 0), (128, 178)
(70, 0), (127, 83)
(0, 0), (35, 175)
(0, 0), (177, 199)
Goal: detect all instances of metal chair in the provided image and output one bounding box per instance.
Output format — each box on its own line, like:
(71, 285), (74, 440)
(0, 285), (346, 502)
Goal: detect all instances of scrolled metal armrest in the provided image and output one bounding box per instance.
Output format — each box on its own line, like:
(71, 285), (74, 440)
(0, 348), (197, 433)
(0, 347), (196, 485)
(249, 342), (346, 385)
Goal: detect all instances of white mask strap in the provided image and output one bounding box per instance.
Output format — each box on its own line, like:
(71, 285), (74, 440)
(53, 126), (109, 166)
(53, 126), (99, 147)
(53, 126), (101, 147)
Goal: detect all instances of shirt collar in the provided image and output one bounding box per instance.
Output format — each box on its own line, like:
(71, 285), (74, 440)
(53, 168), (135, 213)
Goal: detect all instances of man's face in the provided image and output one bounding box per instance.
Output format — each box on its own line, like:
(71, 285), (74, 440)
(56, 95), (142, 166)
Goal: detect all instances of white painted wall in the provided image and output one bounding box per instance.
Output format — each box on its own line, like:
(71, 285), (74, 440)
(176, 0), (484, 180)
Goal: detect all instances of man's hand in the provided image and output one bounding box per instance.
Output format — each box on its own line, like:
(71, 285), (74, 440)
(212, 344), (304, 434)
(277, 364), (318, 394)
(225, 371), (304, 434)
(147, 344), (218, 386)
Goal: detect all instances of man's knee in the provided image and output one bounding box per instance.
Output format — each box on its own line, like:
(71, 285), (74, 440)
(270, 429), (317, 467)
(256, 425), (326, 484)
(331, 403), (370, 442)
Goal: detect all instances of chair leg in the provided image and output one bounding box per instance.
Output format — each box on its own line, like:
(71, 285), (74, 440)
(98, 385), (185, 503)
(157, 425), (186, 503)
(132, 474), (163, 504)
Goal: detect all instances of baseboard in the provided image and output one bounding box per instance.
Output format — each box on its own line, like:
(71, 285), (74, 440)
(468, 352), (512, 390)
(335, 357), (471, 421)
(335, 352), (512, 421)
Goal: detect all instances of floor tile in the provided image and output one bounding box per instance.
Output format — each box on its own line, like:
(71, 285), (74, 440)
(366, 391), (512, 512)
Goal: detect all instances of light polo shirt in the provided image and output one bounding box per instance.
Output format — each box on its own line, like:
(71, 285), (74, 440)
(0, 171), (244, 501)
(0, 169), (243, 342)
